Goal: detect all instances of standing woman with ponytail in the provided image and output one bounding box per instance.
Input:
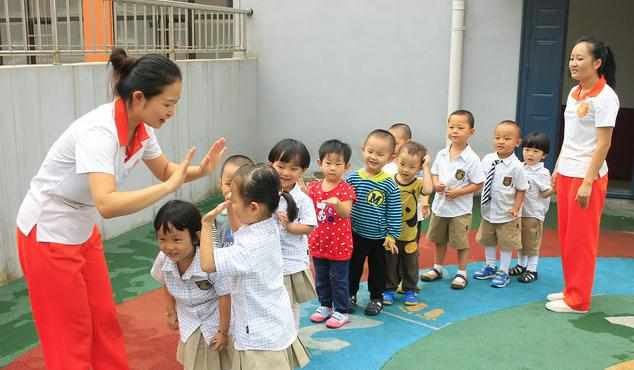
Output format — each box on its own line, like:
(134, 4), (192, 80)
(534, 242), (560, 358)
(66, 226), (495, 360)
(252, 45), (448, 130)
(546, 37), (619, 313)
(16, 48), (226, 369)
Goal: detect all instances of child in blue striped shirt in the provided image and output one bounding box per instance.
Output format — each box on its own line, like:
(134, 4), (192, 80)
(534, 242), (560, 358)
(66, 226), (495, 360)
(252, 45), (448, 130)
(346, 129), (402, 316)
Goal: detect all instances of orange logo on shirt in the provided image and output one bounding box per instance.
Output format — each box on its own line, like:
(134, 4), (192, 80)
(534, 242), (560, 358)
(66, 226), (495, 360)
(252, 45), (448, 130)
(576, 102), (590, 117)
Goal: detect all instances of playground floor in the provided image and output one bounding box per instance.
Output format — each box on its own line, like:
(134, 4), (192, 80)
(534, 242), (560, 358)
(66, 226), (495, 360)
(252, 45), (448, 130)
(2, 196), (633, 370)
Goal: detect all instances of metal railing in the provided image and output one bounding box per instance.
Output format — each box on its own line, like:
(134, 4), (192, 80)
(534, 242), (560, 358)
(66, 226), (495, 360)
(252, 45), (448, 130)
(0, 0), (252, 64)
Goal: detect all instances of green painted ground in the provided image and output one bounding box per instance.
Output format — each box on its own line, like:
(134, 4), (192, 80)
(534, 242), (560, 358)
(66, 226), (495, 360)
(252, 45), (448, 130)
(382, 295), (634, 370)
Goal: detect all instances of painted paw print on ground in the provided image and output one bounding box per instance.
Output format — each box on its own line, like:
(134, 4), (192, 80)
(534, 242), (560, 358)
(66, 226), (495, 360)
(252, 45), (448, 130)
(398, 301), (445, 321)
(300, 313), (383, 352)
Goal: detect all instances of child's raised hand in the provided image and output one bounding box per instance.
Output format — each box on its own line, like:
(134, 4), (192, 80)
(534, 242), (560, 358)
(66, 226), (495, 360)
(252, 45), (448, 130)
(203, 200), (230, 223)
(323, 197), (340, 206)
(277, 211), (289, 229)
(423, 154), (432, 166)
(211, 332), (228, 352)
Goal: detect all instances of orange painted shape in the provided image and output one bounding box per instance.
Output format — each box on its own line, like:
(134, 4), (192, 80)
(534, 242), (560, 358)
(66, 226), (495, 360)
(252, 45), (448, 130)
(82, 0), (114, 62)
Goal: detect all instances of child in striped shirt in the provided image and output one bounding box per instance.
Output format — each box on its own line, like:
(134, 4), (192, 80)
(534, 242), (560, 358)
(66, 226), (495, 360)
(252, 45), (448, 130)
(346, 129), (402, 316)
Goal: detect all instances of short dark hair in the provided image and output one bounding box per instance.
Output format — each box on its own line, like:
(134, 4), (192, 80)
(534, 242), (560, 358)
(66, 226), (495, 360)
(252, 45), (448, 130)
(389, 123), (412, 140)
(220, 154), (254, 178)
(497, 120), (521, 136)
(449, 110), (475, 128)
(109, 48), (182, 103)
(153, 200), (202, 245)
(268, 138), (311, 169)
(398, 141), (428, 166)
(233, 163), (298, 222)
(318, 139), (352, 164)
(522, 131), (550, 154)
(365, 129), (396, 152)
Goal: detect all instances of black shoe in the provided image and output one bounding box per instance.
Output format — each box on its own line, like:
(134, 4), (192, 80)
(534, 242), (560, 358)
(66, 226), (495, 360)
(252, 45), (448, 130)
(508, 264), (527, 276)
(364, 299), (383, 316)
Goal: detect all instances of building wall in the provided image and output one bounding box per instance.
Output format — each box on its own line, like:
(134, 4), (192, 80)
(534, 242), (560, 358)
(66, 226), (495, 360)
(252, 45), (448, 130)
(240, 0), (524, 170)
(0, 58), (257, 284)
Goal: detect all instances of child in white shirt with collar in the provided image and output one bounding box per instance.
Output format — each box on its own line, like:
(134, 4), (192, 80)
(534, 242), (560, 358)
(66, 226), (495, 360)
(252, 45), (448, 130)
(474, 120), (529, 288)
(268, 139), (318, 328)
(150, 200), (233, 370)
(200, 164), (308, 370)
(509, 132), (553, 283)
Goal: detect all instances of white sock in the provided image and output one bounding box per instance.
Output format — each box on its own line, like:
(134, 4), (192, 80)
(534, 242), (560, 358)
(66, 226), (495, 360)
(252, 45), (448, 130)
(485, 247), (497, 267)
(433, 264), (443, 271)
(527, 256), (539, 272)
(499, 250), (512, 273)
(517, 252), (528, 267)
(457, 269), (467, 278)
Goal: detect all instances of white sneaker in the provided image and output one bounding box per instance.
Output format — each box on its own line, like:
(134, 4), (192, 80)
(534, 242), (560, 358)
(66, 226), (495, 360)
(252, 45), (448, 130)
(546, 292), (564, 301)
(545, 300), (588, 314)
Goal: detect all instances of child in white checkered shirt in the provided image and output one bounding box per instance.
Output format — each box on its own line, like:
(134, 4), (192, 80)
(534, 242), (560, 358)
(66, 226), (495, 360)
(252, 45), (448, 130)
(151, 200), (233, 370)
(200, 164), (309, 370)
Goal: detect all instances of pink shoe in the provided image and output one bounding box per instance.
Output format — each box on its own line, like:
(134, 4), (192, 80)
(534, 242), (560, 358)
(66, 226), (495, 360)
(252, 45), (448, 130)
(325, 311), (349, 329)
(310, 306), (332, 323)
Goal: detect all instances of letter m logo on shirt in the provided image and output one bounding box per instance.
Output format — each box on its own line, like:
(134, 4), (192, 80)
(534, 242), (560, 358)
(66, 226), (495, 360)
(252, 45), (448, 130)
(367, 190), (386, 207)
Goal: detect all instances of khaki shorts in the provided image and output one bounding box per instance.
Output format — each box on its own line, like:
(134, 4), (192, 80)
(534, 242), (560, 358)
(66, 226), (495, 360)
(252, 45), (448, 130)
(521, 217), (543, 256)
(284, 270), (317, 304)
(426, 213), (472, 250)
(176, 328), (234, 370)
(476, 218), (522, 251)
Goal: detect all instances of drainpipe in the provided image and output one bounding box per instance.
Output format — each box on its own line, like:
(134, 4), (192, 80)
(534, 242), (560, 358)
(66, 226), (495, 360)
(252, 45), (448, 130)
(447, 0), (465, 116)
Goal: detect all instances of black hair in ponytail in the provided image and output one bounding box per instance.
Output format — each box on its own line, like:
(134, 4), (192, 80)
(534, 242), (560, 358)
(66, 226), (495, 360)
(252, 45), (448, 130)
(108, 48), (182, 103)
(233, 163), (298, 222)
(575, 36), (616, 88)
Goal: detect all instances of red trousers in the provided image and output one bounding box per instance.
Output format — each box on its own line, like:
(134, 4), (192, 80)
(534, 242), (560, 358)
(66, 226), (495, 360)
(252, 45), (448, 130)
(556, 175), (607, 311)
(17, 226), (129, 370)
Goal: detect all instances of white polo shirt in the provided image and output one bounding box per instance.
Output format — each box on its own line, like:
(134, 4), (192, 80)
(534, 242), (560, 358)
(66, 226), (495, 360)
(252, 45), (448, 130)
(277, 184), (318, 275)
(151, 250), (232, 345)
(430, 145), (485, 218)
(214, 217), (296, 351)
(522, 162), (552, 221)
(16, 100), (162, 244)
(558, 77), (619, 178)
(382, 162), (398, 176)
(480, 152), (529, 224)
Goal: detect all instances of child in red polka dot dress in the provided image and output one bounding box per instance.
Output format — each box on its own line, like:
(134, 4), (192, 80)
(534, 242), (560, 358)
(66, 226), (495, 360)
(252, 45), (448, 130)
(307, 140), (356, 329)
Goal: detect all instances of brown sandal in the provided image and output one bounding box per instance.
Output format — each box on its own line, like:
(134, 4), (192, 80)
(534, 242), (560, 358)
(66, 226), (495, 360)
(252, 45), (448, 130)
(450, 273), (468, 289)
(421, 268), (443, 282)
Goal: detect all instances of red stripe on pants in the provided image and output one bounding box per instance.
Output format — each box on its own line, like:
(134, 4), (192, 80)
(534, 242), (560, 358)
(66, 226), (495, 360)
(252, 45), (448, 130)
(16, 226), (129, 370)
(556, 175), (607, 311)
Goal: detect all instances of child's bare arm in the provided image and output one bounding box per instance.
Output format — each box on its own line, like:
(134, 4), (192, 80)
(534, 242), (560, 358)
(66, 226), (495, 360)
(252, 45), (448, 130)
(432, 175), (445, 193)
(161, 287), (178, 330)
(324, 197), (353, 218)
(420, 160), (433, 195)
(445, 182), (482, 199)
(211, 295), (231, 351)
(285, 223), (315, 235)
(511, 190), (526, 217)
(200, 201), (230, 273)
(540, 188), (554, 198)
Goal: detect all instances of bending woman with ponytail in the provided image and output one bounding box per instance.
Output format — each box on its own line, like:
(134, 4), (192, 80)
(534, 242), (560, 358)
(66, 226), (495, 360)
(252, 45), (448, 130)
(16, 48), (226, 369)
(546, 37), (619, 313)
